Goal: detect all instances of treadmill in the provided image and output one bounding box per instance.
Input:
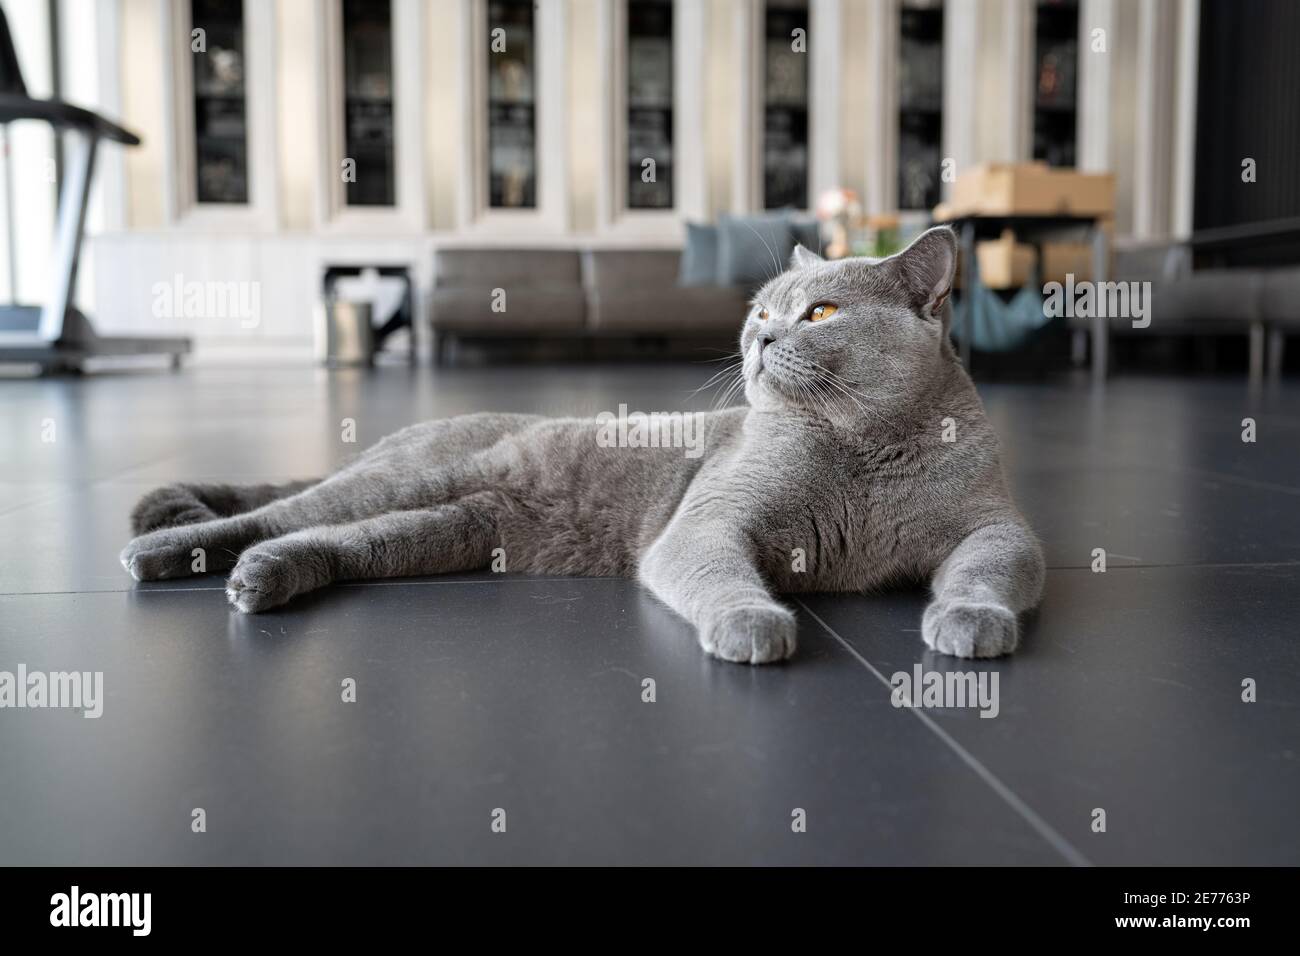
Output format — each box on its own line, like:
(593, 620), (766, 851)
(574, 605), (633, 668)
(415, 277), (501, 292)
(0, 8), (189, 372)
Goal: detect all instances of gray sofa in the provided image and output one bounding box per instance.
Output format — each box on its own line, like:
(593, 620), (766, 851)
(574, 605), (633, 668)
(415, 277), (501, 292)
(1080, 241), (1300, 381)
(430, 247), (748, 362)
(1260, 267), (1300, 378)
(430, 249), (588, 341)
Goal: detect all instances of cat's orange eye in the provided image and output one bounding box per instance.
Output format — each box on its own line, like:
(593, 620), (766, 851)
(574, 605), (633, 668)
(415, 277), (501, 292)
(808, 303), (838, 322)
(757, 308), (769, 321)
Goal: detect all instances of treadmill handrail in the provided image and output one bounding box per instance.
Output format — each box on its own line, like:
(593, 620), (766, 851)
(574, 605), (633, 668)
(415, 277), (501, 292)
(0, 94), (141, 146)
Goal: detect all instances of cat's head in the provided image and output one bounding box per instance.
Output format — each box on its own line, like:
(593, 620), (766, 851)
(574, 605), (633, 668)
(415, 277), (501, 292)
(738, 226), (958, 420)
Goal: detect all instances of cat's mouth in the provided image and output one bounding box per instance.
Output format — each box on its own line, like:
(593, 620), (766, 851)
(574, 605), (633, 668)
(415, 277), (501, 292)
(749, 351), (797, 399)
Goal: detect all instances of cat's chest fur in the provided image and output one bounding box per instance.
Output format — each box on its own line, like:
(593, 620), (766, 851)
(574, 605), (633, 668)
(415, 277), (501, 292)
(708, 413), (997, 592)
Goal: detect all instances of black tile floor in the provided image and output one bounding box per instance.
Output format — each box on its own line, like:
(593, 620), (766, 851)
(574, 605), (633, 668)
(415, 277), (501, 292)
(1, 364), (1298, 865)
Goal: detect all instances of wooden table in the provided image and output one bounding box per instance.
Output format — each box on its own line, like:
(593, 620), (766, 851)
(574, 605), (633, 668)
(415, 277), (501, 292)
(937, 213), (1111, 383)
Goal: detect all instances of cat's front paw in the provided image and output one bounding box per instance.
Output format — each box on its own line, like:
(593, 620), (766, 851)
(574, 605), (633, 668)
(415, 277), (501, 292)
(119, 528), (205, 581)
(225, 544), (308, 613)
(922, 600), (1018, 658)
(700, 604), (797, 665)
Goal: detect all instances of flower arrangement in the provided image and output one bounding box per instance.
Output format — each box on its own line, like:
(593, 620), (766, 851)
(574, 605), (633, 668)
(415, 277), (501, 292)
(815, 189), (904, 259)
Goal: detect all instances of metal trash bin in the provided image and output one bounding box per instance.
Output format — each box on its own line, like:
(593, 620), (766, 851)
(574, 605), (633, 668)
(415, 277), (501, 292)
(314, 299), (374, 366)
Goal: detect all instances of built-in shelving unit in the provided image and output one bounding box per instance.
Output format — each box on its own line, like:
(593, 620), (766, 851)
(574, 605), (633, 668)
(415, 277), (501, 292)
(190, 0), (248, 205)
(897, 0), (943, 211)
(762, 0), (810, 210)
(1032, 0), (1079, 168)
(341, 0), (394, 207)
(626, 0), (674, 210)
(486, 0), (537, 209)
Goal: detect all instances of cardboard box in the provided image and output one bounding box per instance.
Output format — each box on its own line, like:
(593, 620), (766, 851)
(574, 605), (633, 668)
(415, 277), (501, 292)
(977, 230), (1036, 289)
(1041, 241), (1093, 285)
(944, 162), (1115, 218)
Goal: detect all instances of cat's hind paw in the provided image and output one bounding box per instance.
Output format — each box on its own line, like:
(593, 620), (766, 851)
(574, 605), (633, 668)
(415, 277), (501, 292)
(130, 483), (217, 535)
(700, 604), (797, 665)
(922, 600), (1018, 658)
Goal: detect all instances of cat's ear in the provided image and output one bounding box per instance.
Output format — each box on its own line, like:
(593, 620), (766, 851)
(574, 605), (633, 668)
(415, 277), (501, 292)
(888, 226), (957, 319)
(790, 244), (824, 270)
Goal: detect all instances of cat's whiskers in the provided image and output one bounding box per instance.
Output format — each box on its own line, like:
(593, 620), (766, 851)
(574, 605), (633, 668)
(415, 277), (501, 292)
(803, 357), (885, 402)
(798, 359), (902, 431)
(805, 357), (907, 411)
(690, 359), (744, 399)
(741, 220), (784, 283)
(711, 366), (748, 412)
(810, 375), (866, 422)
(803, 377), (841, 424)
(764, 352), (843, 424)
(799, 358), (871, 407)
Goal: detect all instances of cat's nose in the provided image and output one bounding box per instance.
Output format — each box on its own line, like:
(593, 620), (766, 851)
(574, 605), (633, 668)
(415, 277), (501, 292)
(756, 330), (774, 350)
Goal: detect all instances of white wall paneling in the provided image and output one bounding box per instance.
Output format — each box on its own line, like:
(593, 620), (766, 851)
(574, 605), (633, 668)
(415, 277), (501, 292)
(89, 231), (436, 353)
(864, 0), (898, 216)
(1133, 0), (1177, 238)
(941, 0), (978, 200)
(1171, 0), (1199, 239)
(1078, 0), (1115, 174)
(731, 0), (761, 211)
(807, 0), (841, 203)
(1002, 0), (1033, 163)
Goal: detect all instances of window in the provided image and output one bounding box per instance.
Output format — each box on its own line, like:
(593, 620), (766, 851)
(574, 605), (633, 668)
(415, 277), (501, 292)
(341, 0), (395, 206)
(762, 0), (809, 210)
(625, 0), (673, 210)
(898, 0), (943, 211)
(487, 0), (537, 209)
(1032, 0), (1079, 167)
(190, 0), (248, 204)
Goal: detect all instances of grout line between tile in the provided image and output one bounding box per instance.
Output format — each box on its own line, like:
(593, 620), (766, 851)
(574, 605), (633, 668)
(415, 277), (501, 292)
(795, 598), (1094, 868)
(7, 559), (1300, 600)
(1045, 559), (1300, 571)
(0, 577), (611, 598)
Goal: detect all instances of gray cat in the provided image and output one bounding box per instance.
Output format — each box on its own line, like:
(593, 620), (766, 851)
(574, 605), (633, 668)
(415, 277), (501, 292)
(121, 227), (1044, 663)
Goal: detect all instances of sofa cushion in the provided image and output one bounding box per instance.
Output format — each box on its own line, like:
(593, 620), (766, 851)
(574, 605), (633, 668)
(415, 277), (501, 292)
(1064, 271), (1263, 333)
(434, 248), (582, 286)
(716, 213), (795, 288)
(678, 223), (719, 287)
(430, 287), (586, 334)
(583, 249), (682, 293)
(1146, 271), (1261, 327)
(587, 285), (748, 334)
(1112, 240), (1190, 281)
(789, 218), (822, 255)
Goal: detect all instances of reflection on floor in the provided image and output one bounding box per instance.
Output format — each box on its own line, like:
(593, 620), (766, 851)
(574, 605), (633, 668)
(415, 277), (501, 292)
(1, 364), (1297, 864)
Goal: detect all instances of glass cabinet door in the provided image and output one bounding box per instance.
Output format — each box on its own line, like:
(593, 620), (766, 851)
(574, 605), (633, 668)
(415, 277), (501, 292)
(625, 0), (673, 210)
(342, 0), (395, 206)
(1032, 0), (1079, 167)
(487, 0), (537, 209)
(190, 0), (248, 204)
(897, 0), (943, 211)
(762, 0), (809, 210)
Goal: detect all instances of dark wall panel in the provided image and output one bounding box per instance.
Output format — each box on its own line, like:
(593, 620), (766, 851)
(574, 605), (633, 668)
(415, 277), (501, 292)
(1194, 0), (1300, 231)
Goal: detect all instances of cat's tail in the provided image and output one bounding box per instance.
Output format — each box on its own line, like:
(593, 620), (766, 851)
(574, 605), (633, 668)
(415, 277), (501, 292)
(130, 478), (319, 535)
